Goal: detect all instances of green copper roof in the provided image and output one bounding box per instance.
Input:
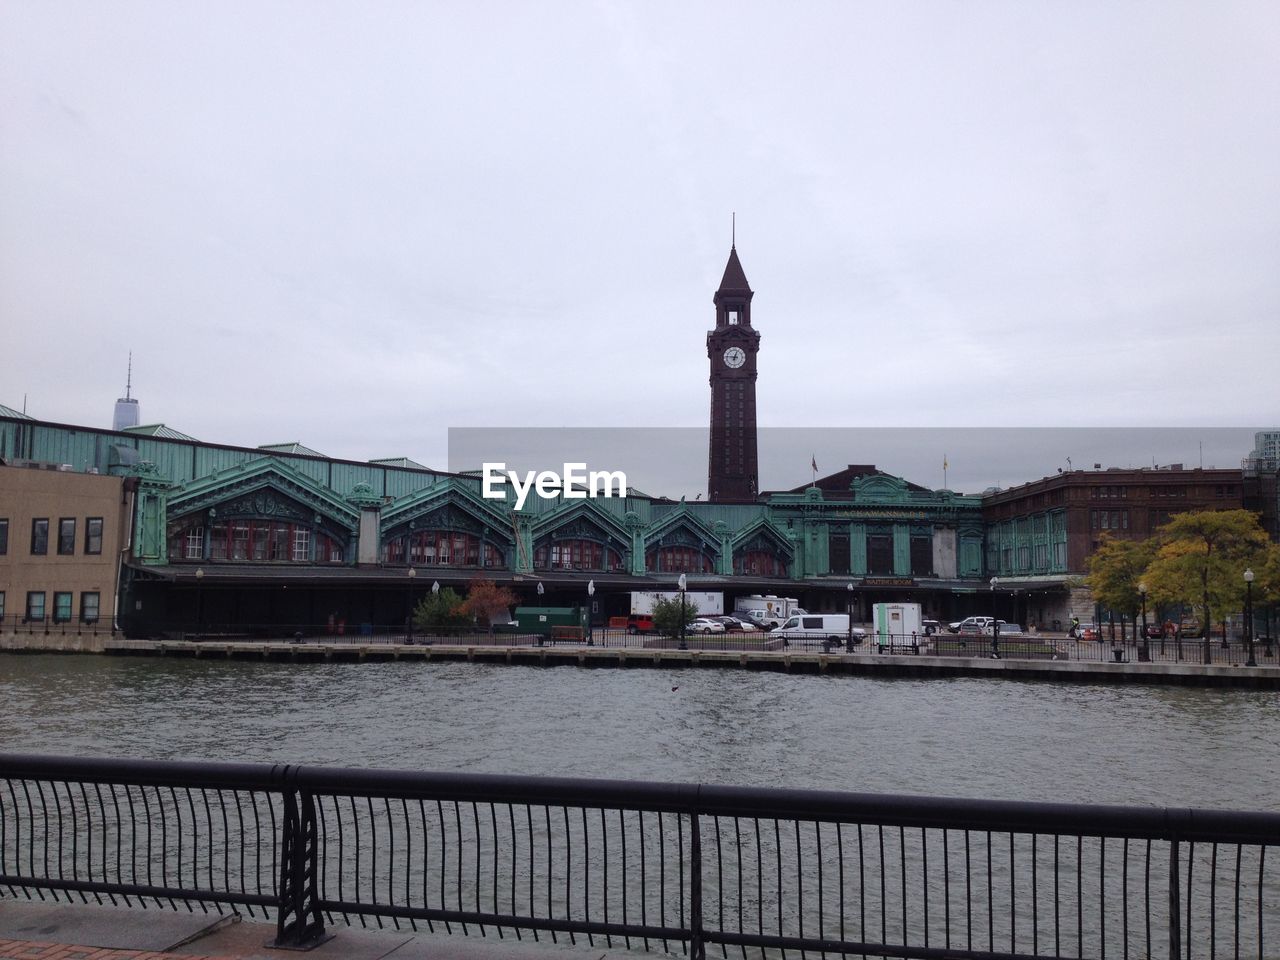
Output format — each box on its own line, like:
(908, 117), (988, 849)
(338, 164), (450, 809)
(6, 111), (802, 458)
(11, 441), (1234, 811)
(370, 457), (431, 470)
(259, 442), (326, 458)
(0, 403), (32, 420)
(123, 423), (199, 441)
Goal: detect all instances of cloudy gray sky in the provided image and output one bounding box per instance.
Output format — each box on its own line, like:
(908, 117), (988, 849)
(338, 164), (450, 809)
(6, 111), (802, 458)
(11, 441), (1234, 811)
(2, 1), (1277, 489)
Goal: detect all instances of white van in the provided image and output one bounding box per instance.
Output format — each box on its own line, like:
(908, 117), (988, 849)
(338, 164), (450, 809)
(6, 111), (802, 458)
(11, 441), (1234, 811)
(770, 614), (865, 648)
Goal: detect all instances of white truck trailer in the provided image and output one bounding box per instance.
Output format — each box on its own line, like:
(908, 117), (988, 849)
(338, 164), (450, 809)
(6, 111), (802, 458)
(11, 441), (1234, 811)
(630, 591), (724, 616)
(734, 595), (805, 629)
(872, 602), (925, 650)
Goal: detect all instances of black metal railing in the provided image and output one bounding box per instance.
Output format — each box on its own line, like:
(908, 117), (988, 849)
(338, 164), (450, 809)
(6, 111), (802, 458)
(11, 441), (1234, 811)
(159, 623), (1280, 663)
(2, 753), (1278, 958)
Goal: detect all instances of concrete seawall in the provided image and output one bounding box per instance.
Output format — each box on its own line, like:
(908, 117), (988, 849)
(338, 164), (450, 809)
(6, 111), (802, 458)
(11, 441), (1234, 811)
(79, 636), (1280, 687)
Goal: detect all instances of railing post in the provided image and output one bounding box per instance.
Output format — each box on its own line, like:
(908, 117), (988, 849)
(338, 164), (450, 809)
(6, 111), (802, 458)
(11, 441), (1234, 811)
(272, 782), (332, 950)
(1168, 839), (1181, 960)
(689, 811), (704, 960)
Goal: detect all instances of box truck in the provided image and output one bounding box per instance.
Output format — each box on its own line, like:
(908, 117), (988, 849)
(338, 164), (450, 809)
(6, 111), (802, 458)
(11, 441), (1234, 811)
(630, 591), (724, 616)
(734, 595), (806, 629)
(872, 602), (924, 652)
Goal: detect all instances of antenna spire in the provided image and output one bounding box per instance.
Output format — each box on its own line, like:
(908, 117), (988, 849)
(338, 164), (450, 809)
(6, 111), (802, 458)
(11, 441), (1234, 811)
(125, 352), (132, 400)
(731, 212), (736, 248)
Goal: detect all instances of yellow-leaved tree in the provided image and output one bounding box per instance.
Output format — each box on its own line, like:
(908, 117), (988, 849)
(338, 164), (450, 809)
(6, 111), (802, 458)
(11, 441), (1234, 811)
(1142, 510), (1275, 658)
(1086, 535), (1158, 626)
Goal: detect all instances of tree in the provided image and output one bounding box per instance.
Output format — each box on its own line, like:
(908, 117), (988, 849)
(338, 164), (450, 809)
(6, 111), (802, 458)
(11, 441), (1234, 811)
(459, 577), (518, 629)
(651, 595), (695, 638)
(412, 587), (468, 634)
(1086, 535), (1157, 626)
(1142, 510), (1273, 660)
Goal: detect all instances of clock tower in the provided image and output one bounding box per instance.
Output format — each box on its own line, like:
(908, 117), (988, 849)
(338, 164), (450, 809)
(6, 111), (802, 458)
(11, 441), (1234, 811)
(707, 244), (761, 502)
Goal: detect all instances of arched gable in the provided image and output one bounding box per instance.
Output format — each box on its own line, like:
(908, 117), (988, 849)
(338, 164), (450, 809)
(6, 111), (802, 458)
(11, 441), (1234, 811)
(165, 459), (358, 564)
(531, 501), (631, 573)
(379, 481), (513, 568)
(644, 509), (721, 574)
(729, 518), (793, 578)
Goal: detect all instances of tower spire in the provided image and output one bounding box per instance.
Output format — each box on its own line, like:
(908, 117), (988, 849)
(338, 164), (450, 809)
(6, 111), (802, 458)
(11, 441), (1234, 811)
(125, 352), (133, 400)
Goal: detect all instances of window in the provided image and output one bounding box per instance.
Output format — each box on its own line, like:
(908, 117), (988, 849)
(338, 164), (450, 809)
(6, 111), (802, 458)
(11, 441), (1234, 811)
(31, 518), (49, 555)
(58, 518), (76, 555)
(735, 550), (786, 577)
(293, 528), (310, 562)
(25, 591), (45, 622)
(728, 310), (739, 325)
(0, 592), (5, 619)
(866, 534), (894, 576)
(909, 536), (932, 576)
(185, 526), (203, 560)
(85, 517), (103, 555)
(80, 592), (100, 623)
(828, 533), (850, 575)
(53, 591), (73, 623)
(0, 518), (7, 554)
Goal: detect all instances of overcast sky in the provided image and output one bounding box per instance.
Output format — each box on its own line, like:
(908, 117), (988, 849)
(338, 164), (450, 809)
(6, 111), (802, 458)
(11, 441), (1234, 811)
(2, 1), (1277, 491)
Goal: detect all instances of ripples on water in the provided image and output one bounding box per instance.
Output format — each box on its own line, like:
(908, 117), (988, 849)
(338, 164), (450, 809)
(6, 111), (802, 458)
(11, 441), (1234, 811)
(2, 655), (1277, 809)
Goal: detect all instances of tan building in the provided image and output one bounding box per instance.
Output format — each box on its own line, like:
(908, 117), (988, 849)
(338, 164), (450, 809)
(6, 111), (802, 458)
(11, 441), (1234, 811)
(0, 463), (132, 630)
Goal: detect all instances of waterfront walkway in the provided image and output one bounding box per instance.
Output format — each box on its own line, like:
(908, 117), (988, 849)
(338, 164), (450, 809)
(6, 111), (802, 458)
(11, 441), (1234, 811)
(0, 901), (622, 960)
(101, 636), (1280, 686)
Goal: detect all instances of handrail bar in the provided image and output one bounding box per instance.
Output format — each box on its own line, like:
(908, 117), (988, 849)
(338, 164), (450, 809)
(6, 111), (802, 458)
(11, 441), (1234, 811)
(3, 752), (1278, 843)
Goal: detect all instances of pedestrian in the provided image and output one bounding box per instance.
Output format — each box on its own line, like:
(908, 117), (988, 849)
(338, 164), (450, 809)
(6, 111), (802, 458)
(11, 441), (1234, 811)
(1068, 616), (1080, 639)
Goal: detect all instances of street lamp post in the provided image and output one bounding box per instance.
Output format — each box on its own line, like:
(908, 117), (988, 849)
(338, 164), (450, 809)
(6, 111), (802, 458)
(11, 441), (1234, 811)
(989, 577), (1000, 659)
(405, 567), (416, 644)
(1244, 568), (1256, 667)
(678, 573), (688, 651)
(536, 581), (545, 647)
(429, 580), (440, 645)
(586, 579), (595, 646)
(1138, 581), (1150, 662)
(194, 567), (204, 634)
(845, 582), (856, 653)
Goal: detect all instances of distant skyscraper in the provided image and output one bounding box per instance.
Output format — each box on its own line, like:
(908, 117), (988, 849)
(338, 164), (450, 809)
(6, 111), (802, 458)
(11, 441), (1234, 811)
(112, 354), (140, 431)
(1253, 430), (1280, 462)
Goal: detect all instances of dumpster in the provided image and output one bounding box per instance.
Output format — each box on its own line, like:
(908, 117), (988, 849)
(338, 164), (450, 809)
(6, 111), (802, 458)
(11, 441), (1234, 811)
(513, 606), (589, 639)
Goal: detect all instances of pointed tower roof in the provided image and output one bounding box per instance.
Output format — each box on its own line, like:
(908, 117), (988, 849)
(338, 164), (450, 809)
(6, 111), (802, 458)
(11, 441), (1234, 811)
(717, 246), (751, 294)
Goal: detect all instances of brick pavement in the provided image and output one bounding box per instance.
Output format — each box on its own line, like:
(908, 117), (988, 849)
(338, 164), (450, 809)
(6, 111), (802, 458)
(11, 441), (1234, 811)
(0, 940), (238, 960)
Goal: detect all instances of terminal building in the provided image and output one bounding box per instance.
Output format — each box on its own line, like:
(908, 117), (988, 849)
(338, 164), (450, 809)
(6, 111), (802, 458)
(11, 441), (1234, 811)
(0, 247), (1260, 637)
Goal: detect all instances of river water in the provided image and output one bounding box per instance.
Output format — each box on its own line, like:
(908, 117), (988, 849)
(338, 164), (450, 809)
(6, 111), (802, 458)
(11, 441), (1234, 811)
(2, 654), (1277, 811)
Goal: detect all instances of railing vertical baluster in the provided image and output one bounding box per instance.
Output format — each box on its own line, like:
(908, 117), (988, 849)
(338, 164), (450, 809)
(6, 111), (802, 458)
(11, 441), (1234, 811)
(542, 804), (553, 944)
(439, 799), (453, 935)
(580, 806), (592, 947)
(562, 805), (574, 945)
(943, 827), (951, 952)
(493, 804), (504, 941)
(1170, 839), (1182, 960)
(1233, 843), (1241, 960)
(419, 798), (434, 933)
(473, 802), (485, 938)
(507, 804), (519, 941)
(454, 800), (468, 936)
(690, 811), (704, 960)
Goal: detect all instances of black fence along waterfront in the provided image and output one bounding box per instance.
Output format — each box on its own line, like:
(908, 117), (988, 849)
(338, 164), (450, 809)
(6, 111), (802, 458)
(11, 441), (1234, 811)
(2, 754), (1278, 959)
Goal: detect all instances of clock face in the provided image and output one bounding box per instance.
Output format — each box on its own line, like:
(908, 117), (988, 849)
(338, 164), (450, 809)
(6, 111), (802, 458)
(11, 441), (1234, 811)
(723, 347), (746, 369)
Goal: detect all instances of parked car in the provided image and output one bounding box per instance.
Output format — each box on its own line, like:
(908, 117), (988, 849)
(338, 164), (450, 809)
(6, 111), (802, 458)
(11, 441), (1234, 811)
(714, 615), (758, 633)
(949, 616), (994, 634)
(1143, 623), (1164, 640)
(624, 615), (654, 635)
(1079, 624), (1100, 641)
(688, 617), (726, 634)
(922, 619), (943, 636)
